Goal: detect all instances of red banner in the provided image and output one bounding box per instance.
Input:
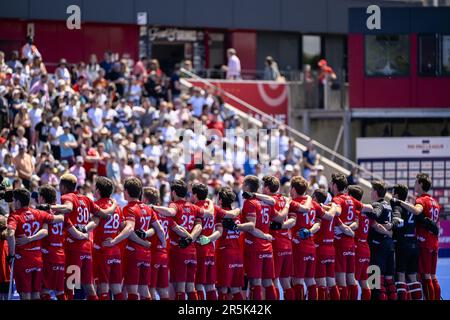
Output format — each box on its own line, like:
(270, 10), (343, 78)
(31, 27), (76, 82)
(188, 80), (289, 124)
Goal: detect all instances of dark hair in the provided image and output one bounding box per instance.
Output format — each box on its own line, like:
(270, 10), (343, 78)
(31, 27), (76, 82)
(13, 188), (30, 207)
(312, 188), (328, 204)
(371, 180), (387, 198)
(96, 176), (114, 199)
(143, 187), (160, 205)
(416, 173), (431, 192)
(262, 175), (280, 193)
(192, 183), (208, 201)
(171, 179), (188, 198)
(348, 185), (364, 201)
(331, 172), (348, 192)
(218, 187), (236, 208)
(39, 184), (57, 204)
(393, 184), (408, 201)
(243, 175), (260, 193)
(124, 177), (143, 199)
(291, 176), (308, 195)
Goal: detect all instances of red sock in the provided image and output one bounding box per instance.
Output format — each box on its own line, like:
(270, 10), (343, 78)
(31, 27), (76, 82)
(232, 292), (244, 300)
(265, 285), (277, 300)
(408, 280), (419, 300)
(329, 286), (340, 300)
(128, 293), (139, 300)
(100, 293), (110, 300)
(197, 290), (205, 300)
(385, 278), (397, 300)
(283, 288), (295, 300)
(114, 293), (124, 300)
(65, 290), (74, 300)
(432, 279), (441, 300)
(87, 295), (99, 301)
(176, 292), (186, 300)
(56, 294), (66, 301)
(307, 284), (318, 300)
(188, 291), (198, 300)
(41, 293), (51, 300)
(424, 279), (435, 301)
(293, 284), (305, 300)
(250, 286), (262, 300)
(318, 286), (328, 300)
(141, 296), (152, 300)
(361, 288), (371, 300)
(348, 285), (359, 300)
(275, 287), (280, 300)
(396, 282), (408, 300)
(338, 286), (348, 300)
(219, 293), (228, 300)
(206, 290), (218, 300)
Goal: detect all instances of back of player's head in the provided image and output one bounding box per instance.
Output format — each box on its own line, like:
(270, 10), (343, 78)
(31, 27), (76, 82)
(143, 187), (160, 205)
(95, 176), (114, 199)
(416, 173), (431, 192)
(39, 184), (57, 204)
(262, 175), (280, 193)
(348, 185), (364, 201)
(331, 172), (348, 192)
(59, 173), (78, 192)
(13, 188), (30, 207)
(371, 180), (387, 198)
(312, 188), (328, 204)
(393, 184), (408, 201)
(243, 175), (260, 193)
(171, 179), (188, 198)
(124, 177), (143, 199)
(218, 187), (236, 208)
(291, 176), (308, 196)
(192, 183), (208, 201)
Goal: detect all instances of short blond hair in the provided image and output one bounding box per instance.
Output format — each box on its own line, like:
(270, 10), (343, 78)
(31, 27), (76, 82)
(60, 173), (78, 192)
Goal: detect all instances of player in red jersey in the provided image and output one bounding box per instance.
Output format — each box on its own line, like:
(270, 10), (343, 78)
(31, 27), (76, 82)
(104, 177), (165, 300)
(330, 172), (372, 300)
(152, 179), (214, 300)
(6, 188), (64, 300)
(312, 188), (351, 301)
(0, 215), (10, 300)
(50, 173), (117, 300)
(191, 182), (222, 300)
(393, 173), (441, 300)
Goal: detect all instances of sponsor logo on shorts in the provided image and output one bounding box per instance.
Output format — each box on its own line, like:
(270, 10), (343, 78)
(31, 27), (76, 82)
(52, 265), (65, 271)
(107, 258), (121, 265)
(184, 259), (197, 265)
(321, 259), (335, 264)
(228, 263), (243, 269)
(258, 253), (273, 259)
(205, 260), (215, 266)
(25, 267), (42, 273)
(137, 262), (150, 268)
(343, 251), (355, 256)
(277, 251), (292, 257)
(80, 255), (92, 260)
(303, 255), (315, 262)
(359, 258), (370, 263)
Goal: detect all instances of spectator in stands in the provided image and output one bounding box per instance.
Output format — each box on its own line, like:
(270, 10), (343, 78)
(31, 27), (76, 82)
(12, 144), (34, 189)
(21, 36), (41, 64)
(263, 56), (281, 81)
(302, 139), (319, 180)
(70, 155), (86, 186)
(59, 122), (77, 166)
(169, 64), (182, 101)
(316, 164), (328, 188)
(347, 166), (360, 186)
(55, 58), (71, 83)
(100, 51), (114, 74)
(87, 54), (101, 84)
(189, 87), (206, 118)
(223, 48), (241, 80)
(6, 51), (23, 72)
(317, 59), (336, 109)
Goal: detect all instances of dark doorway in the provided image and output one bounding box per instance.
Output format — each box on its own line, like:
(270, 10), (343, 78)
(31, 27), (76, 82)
(151, 43), (185, 75)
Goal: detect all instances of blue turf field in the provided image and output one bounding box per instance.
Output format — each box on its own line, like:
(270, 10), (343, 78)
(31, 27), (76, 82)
(437, 257), (450, 300)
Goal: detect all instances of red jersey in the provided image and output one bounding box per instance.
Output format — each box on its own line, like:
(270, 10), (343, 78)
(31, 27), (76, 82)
(0, 239), (9, 283)
(93, 198), (123, 255)
(150, 212), (172, 255)
(269, 194), (292, 252)
(289, 197), (323, 249)
(195, 200), (217, 257)
(354, 211), (372, 246)
(332, 193), (362, 247)
(215, 205), (242, 251)
(62, 193), (101, 253)
(168, 200), (203, 255)
(243, 198), (274, 252)
(314, 215), (336, 247)
(41, 210), (65, 264)
(416, 194), (440, 250)
(7, 208), (54, 261)
(123, 201), (157, 256)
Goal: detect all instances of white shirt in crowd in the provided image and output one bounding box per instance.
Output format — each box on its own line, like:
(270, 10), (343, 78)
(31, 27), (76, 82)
(88, 106), (104, 129)
(227, 54), (241, 79)
(188, 95), (206, 117)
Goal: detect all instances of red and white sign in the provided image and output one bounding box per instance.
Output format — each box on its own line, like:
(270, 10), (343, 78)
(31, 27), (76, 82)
(188, 80), (289, 124)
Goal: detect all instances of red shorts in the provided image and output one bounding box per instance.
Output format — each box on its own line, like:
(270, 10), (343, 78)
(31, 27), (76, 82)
(355, 245), (370, 281)
(96, 253), (122, 284)
(335, 245), (355, 274)
(151, 252), (169, 289)
(196, 255), (216, 285)
(123, 251), (151, 286)
(244, 250), (274, 280)
(65, 250), (93, 285)
(169, 251), (197, 283)
(292, 246), (316, 279)
(273, 250), (293, 278)
(43, 261), (65, 292)
(14, 254), (42, 294)
(418, 247), (438, 275)
(315, 245), (335, 279)
(216, 249), (244, 288)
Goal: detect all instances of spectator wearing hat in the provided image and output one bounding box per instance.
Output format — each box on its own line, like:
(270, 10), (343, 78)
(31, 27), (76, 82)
(280, 164), (294, 186)
(316, 164), (328, 188)
(12, 143), (34, 189)
(59, 122), (77, 166)
(55, 58), (71, 83)
(70, 155), (86, 186)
